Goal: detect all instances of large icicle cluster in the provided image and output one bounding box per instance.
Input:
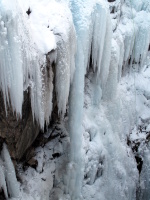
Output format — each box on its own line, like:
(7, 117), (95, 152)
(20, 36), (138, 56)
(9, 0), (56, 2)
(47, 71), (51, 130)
(0, 0), (49, 128)
(0, 0), (76, 128)
(0, 0), (25, 115)
(111, 0), (150, 76)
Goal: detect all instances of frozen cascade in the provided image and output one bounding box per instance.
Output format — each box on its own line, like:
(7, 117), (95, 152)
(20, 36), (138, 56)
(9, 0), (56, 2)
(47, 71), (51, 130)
(0, 143), (20, 198)
(68, 0), (112, 199)
(1, 0), (150, 199)
(115, 0), (150, 75)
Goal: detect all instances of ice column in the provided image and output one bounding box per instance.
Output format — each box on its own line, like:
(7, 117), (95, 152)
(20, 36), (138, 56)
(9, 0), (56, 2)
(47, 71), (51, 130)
(68, 0), (112, 199)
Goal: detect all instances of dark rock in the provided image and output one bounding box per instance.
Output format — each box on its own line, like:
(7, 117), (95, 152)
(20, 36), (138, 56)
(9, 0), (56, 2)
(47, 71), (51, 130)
(52, 153), (60, 158)
(27, 158), (38, 169)
(0, 91), (40, 160)
(108, 0), (116, 2)
(135, 156), (143, 174)
(26, 8), (32, 16)
(0, 189), (6, 200)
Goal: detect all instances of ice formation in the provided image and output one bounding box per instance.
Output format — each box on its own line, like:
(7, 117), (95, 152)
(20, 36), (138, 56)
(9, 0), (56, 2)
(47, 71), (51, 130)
(0, 144), (20, 198)
(68, 0), (150, 199)
(0, 159), (8, 198)
(1, 0), (150, 199)
(68, 0), (112, 199)
(0, 0), (76, 129)
(114, 0), (150, 76)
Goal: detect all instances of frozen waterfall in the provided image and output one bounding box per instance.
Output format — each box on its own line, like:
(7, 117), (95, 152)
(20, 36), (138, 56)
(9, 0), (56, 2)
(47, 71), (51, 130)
(0, 0), (150, 199)
(68, 0), (112, 199)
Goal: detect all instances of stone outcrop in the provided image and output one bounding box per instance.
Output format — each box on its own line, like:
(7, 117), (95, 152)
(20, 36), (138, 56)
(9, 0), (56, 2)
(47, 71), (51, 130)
(0, 91), (40, 160)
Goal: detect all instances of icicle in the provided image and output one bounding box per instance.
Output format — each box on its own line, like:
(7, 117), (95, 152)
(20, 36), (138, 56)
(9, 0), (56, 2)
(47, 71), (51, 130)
(99, 11), (112, 87)
(92, 3), (107, 74)
(117, 0), (150, 76)
(117, 34), (124, 81)
(133, 11), (150, 68)
(30, 56), (45, 129)
(0, 1), (24, 115)
(0, 159), (8, 199)
(122, 21), (136, 73)
(103, 38), (119, 101)
(1, 143), (20, 198)
(114, 32), (124, 81)
(55, 21), (76, 116)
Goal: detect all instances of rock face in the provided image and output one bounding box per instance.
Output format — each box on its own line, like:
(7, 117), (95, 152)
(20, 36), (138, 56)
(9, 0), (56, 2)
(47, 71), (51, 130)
(0, 190), (6, 200)
(0, 91), (40, 160)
